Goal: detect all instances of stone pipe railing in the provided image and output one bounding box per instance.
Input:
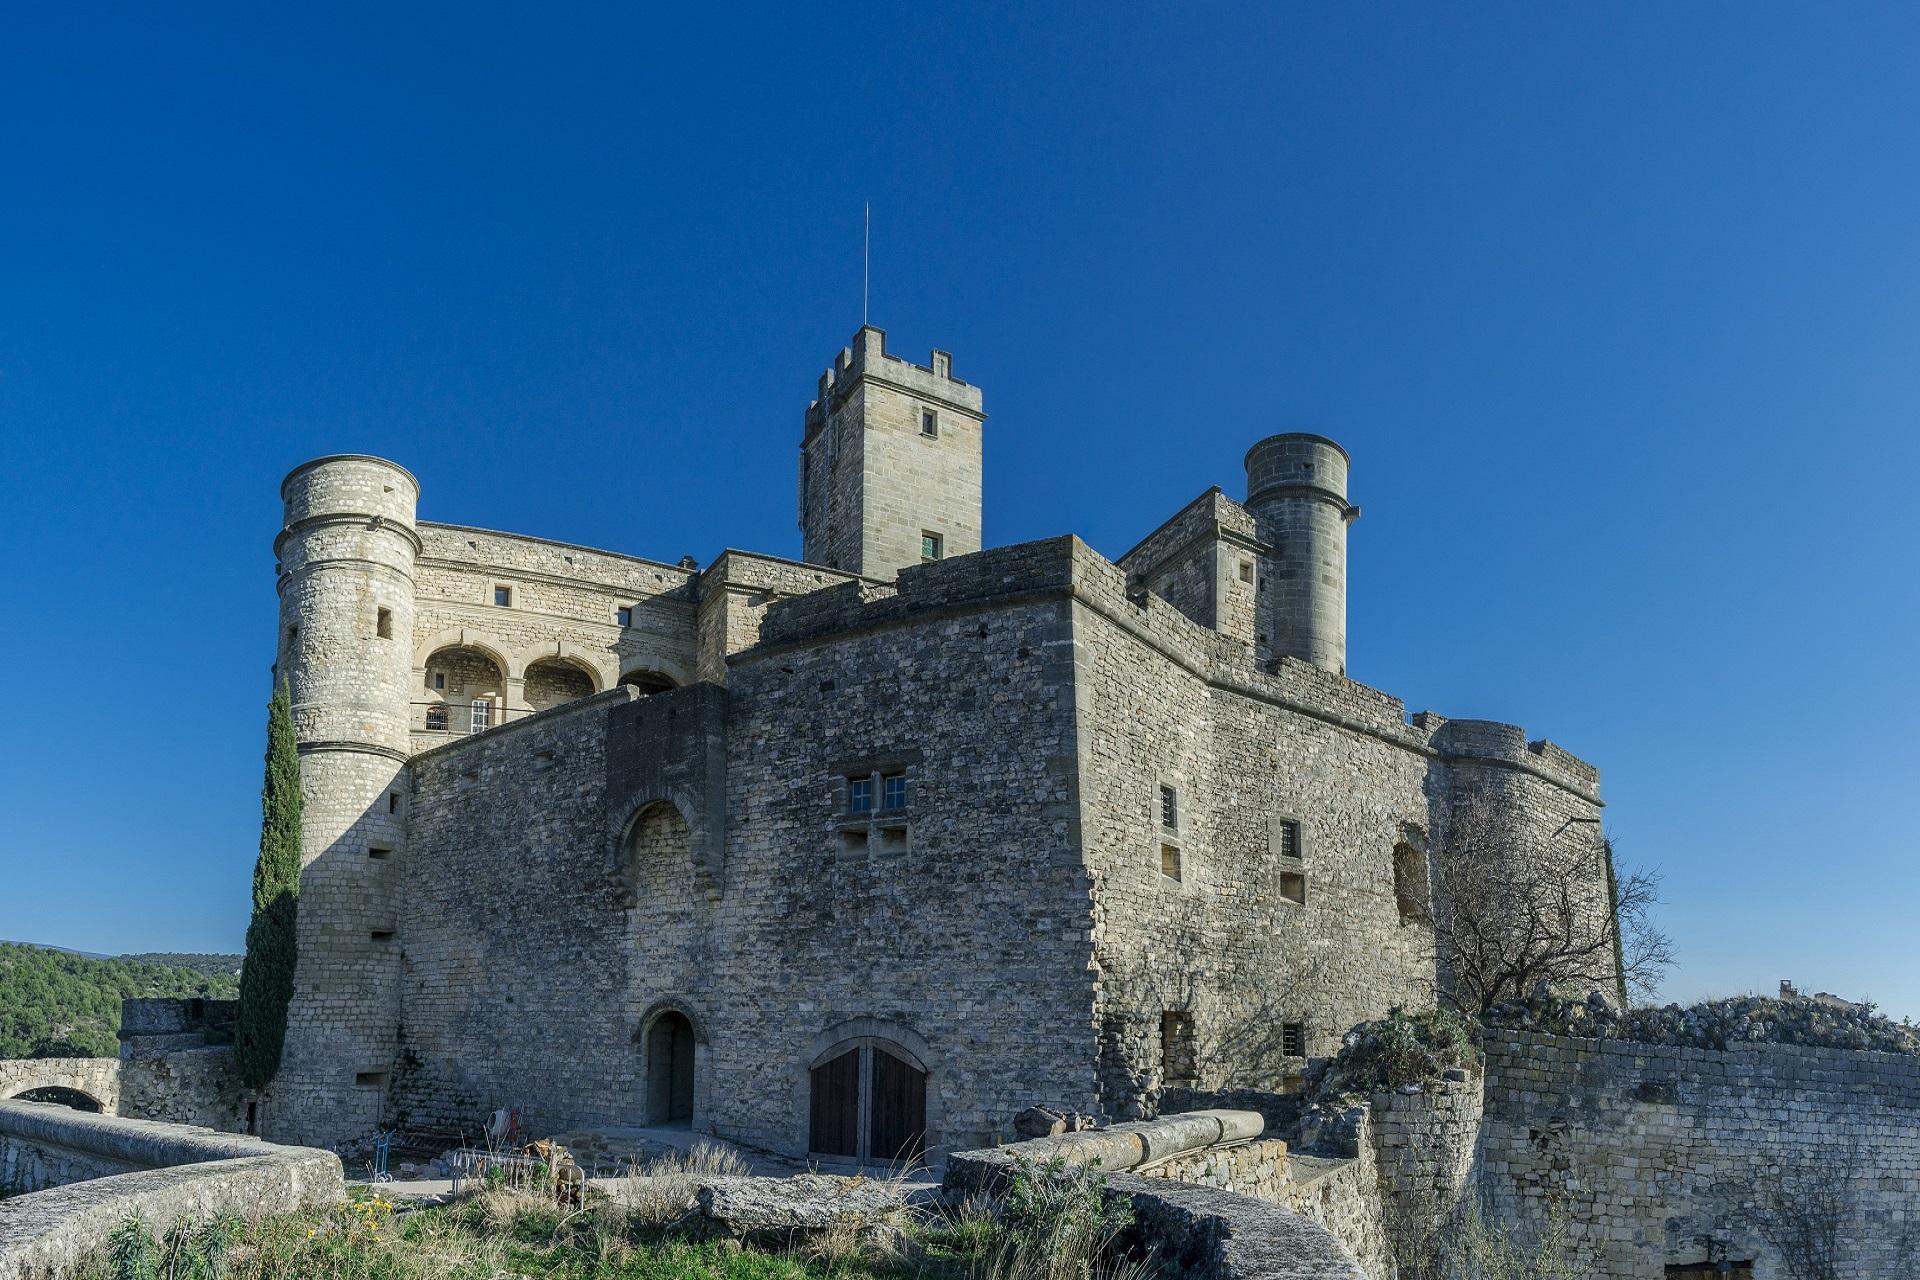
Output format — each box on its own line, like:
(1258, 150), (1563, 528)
(0, 1101), (342, 1280)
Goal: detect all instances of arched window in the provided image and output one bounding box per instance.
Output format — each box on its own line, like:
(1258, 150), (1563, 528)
(808, 1038), (927, 1165)
(422, 645), (504, 733)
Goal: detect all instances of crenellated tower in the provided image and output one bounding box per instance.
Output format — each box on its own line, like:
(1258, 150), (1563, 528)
(267, 455), (417, 1145)
(799, 325), (984, 579)
(1244, 434), (1360, 674)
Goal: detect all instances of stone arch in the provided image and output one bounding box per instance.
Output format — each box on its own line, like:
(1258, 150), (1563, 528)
(509, 639), (619, 690)
(8, 1085), (103, 1112)
(618, 666), (682, 696)
(413, 629), (513, 678)
(524, 654), (599, 713)
(419, 642), (509, 734)
(802, 1018), (937, 1165)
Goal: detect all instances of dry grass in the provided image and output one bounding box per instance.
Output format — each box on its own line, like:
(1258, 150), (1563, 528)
(606, 1139), (754, 1227)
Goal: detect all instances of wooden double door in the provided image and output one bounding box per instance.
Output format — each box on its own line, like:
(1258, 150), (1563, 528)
(808, 1040), (927, 1165)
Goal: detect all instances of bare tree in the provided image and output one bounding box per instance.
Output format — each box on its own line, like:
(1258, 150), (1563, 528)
(1434, 794), (1673, 1015)
(1739, 1143), (1856, 1280)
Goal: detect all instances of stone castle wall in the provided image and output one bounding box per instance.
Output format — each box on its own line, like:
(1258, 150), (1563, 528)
(1480, 1031), (1920, 1278)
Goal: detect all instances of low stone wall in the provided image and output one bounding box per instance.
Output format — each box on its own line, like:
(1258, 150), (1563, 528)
(0, 1102), (341, 1280)
(944, 1111), (1367, 1279)
(1481, 1030), (1920, 1278)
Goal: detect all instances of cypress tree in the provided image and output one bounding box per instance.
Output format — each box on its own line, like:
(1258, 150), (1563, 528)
(236, 680), (303, 1090)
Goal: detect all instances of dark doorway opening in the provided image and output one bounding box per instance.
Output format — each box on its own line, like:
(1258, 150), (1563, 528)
(808, 1040), (927, 1165)
(11, 1086), (102, 1112)
(647, 1011), (696, 1126)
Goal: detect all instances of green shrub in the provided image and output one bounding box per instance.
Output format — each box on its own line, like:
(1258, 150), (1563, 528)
(235, 681), (304, 1091)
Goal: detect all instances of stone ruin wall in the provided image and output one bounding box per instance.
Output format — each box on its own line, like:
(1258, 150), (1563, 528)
(1480, 1030), (1920, 1279)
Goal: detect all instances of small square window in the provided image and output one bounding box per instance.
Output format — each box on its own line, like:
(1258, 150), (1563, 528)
(1161, 843), (1183, 882)
(494, 585), (512, 607)
(882, 773), (907, 810)
(387, 793), (399, 814)
(920, 408), (939, 437)
(849, 777), (874, 814)
(1239, 561), (1253, 583)
(376, 607), (393, 638)
(921, 532), (943, 562)
(1282, 1023), (1306, 1058)
(368, 846), (391, 860)
(1280, 871), (1307, 905)
(1160, 785), (1178, 831)
(354, 1071), (387, 1088)
(616, 606), (633, 627)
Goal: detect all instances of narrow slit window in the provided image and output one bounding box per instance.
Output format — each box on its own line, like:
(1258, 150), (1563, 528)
(368, 846), (391, 861)
(354, 1071), (387, 1088)
(1160, 785), (1179, 831)
(920, 408), (939, 437)
(376, 607), (393, 638)
(388, 793), (400, 814)
(370, 929), (395, 942)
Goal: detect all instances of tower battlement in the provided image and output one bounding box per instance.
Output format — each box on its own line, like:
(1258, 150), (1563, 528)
(805, 325), (981, 437)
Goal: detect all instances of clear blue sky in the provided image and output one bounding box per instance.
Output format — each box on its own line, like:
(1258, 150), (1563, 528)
(2, 3), (1915, 1018)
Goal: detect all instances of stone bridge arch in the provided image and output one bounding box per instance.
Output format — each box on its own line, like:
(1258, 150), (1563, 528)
(0, 1057), (121, 1113)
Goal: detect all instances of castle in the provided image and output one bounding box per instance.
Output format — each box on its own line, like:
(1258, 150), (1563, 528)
(265, 324), (1611, 1159)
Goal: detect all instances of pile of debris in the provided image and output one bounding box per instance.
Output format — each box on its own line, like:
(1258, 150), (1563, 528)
(1483, 985), (1920, 1055)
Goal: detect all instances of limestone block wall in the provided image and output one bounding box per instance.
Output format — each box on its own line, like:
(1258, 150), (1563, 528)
(1069, 541), (1440, 1116)
(1480, 1031), (1920, 1278)
(117, 1049), (246, 1133)
(1116, 488), (1263, 654)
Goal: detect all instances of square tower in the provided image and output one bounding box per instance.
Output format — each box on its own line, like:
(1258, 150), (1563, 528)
(799, 325), (985, 579)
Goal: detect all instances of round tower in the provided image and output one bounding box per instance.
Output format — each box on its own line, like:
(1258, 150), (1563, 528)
(268, 454), (419, 1145)
(1244, 434), (1358, 675)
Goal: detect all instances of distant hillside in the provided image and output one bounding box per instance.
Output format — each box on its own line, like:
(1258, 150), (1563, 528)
(0, 942), (241, 1059)
(120, 953), (243, 979)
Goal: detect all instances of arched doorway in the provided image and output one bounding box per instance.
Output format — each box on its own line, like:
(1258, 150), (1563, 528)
(525, 657), (597, 712)
(646, 1011), (697, 1126)
(10, 1086), (103, 1112)
(808, 1039), (927, 1165)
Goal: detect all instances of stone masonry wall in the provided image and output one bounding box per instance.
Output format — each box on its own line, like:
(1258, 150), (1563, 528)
(117, 1048), (247, 1133)
(1481, 1031), (1920, 1278)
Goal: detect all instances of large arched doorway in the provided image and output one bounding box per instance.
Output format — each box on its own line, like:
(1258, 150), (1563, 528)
(646, 1011), (697, 1126)
(525, 657), (597, 713)
(10, 1086), (103, 1112)
(808, 1039), (927, 1165)
(422, 645), (505, 734)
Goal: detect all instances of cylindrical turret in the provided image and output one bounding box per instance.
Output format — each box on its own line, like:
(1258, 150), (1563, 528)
(1245, 434), (1357, 675)
(268, 455), (419, 1145)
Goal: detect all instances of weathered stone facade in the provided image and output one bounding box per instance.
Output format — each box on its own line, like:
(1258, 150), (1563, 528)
(1480, 1031), (1920, 1278)
(261, 324), (1612, 1158)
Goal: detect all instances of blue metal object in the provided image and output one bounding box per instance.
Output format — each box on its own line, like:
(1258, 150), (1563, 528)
(372, 1129), (396, 1183)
